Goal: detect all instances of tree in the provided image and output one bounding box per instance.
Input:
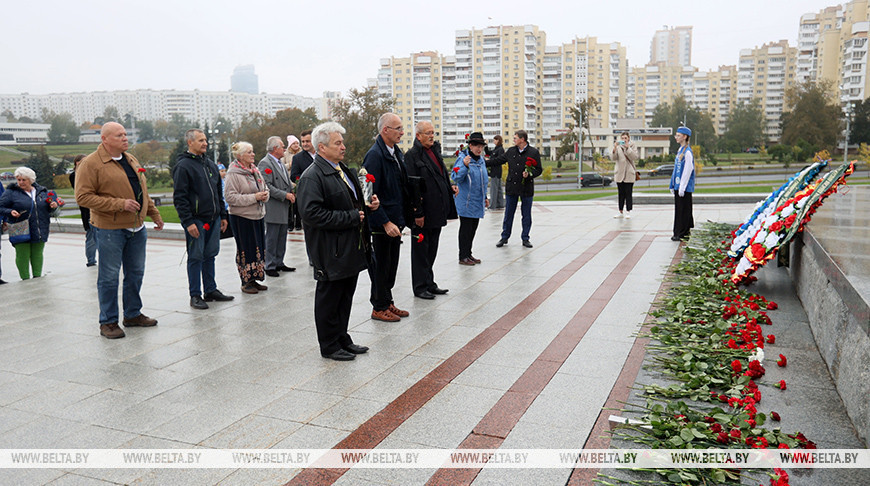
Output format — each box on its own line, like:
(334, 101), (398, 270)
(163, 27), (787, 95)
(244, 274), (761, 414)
(650, 95), (718, 154)
(849, 98), (870, 145)
(137, 119), (155, 142)
(217, 138), (230, 165)
(722, 99), (764, 151)
(780, 80), (840, 151)
(556, 96), (600, 165)
(236, 107), (321, 160)
(47, 112), (81, 144)
(154, 114), (192, 142)
(167, 137), (187, 174)
(330, 86), (393, 167)
(1, 109), (17, 122)
(28, 148), (56, 188)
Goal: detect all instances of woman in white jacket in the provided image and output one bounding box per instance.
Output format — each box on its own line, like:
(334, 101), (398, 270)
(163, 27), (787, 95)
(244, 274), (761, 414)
(610, 131), (639, 218)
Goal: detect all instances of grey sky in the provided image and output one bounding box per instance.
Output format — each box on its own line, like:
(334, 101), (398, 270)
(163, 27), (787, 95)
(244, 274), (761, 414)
(0, 0), (830, 98)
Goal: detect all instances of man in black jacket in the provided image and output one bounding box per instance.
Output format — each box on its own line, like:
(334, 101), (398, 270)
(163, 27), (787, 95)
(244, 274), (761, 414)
(173, 129), (233, 309)
(404, 121), (457, 299)
(488, 130), (543, 248)
(289, 130), (315, 230)
(296, 122), (378, 361)
(487, 135), (505, 209)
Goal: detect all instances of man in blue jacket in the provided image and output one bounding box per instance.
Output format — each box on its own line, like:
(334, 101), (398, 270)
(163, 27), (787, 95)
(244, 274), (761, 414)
(363, 113), (411, 322)
(173, 129), (233, 309)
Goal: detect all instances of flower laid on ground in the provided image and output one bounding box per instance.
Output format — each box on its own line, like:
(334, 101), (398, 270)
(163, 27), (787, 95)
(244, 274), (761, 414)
(776, 380), (787, 390)
(777, 354), (787, 367)
(771, 411), (781, 421)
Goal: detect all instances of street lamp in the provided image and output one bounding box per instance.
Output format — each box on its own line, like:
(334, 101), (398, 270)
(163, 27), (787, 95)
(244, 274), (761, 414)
(209, 128), (220, 163)
(843, 103), (852, 164)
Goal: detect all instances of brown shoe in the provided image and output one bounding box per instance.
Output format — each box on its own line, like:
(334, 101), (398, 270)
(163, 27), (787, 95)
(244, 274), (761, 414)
(371, 309), (400, 322)
(459, 257), (476, 266)
(470, 256), (482, 264)
(100, 323), (126, 339)
(251, 281), (268, 291)
(123, 314), (157, 327)
(388, 304), (409, 318)
(241, 283), (259, 294)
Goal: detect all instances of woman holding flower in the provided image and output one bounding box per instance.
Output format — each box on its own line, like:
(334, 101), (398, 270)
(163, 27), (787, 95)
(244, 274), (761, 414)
(224, 142), (270, 294)
(0, 167), (62, 279)
(452, 132), (489, 265)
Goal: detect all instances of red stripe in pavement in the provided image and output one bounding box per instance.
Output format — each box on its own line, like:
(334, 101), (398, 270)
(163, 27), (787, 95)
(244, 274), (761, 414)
(425, 234), (657, 486)
(284, 231), (621, 486)
(566, 241), (682, 485)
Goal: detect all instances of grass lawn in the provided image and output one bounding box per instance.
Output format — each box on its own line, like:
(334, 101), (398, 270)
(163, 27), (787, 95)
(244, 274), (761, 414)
(16, 144), (100, 159)
(63, 205), (180, 223)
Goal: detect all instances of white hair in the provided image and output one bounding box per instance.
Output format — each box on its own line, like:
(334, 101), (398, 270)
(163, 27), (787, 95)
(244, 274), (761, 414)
(14, 167), (36, 183)
(231, 141), (253, 160)
(266, 136), (283, 153)
(185, 129), (204, 142)
(377, 113), (398, 133)
(312, 122), (346, 150)
(415, 121), (433, 135)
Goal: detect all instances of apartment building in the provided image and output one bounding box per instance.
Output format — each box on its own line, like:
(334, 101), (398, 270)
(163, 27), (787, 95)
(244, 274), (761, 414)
(737, 40), (798, 141)
(650, 26), (693, 67)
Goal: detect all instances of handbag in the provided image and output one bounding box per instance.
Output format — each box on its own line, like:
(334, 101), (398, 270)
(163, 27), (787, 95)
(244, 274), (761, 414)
(7, 199), (33, 244)
(636, 171), (641, 181)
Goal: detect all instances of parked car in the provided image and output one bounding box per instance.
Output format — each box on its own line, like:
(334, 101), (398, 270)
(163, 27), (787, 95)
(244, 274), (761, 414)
(580, 172), (613, 187)
(746, 147), (759, 153)
(648, 164), (674, 177)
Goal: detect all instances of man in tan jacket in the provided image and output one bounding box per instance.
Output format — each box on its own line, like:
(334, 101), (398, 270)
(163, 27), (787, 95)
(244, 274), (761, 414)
(75, 122), (164, 339)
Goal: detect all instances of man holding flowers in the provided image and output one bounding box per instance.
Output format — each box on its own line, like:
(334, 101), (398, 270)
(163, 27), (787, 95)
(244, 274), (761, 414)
(489, 130), (542, 248)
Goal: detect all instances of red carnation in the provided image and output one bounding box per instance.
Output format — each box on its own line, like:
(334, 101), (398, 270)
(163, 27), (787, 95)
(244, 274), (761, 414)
(778, 443), (789, 449)
(453, 166), (460, 173)
(48, 191), (55, 196)
(777, 354), (787, 367)
(716, 432), (729, 444)
(264, 168), (272, 174)
(525, 157), (537, 167)
(776, 380), (787, 390)
(731, 359), (742, 373)
(203, 223), (211, 231)
(57, 198), (65, 206)
(767, 334), (775, 344)
(365, 173), (376, 183)
(750, 243), (766, 260)
(771, 411), (781, 421)
(137, 167), (146, 173)
(783, 214), (798, 228)
(710, 423), (722, 433)
(769, 221), (784, 232)
(464, 133), (469, 139)
(727, 338), (738, 349)
(767, 301), (778, 310)
(415, 233), (424, 243)
(729, 428), (741, 439)
(46, 198), (52, 203)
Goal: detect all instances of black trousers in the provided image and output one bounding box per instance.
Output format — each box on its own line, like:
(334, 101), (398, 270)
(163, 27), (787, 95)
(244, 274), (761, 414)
(314, 274), (358, 355)
(369, 233), (401, 311)
(458, 217), (480, 260)
(673, 192), (694, 239)
(411, 226), (442, 295)
(617, 182), (634, 212)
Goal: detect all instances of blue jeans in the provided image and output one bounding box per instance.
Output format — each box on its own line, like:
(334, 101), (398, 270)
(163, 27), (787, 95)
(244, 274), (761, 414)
(501, 194), (533, 241)
(185, 216), (221, 296)
(95, 227), (147, 325)
(85, 227), (98, 265)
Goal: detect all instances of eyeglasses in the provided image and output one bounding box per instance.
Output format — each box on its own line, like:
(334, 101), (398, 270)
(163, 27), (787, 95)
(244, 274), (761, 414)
(386, 126), (404, 132)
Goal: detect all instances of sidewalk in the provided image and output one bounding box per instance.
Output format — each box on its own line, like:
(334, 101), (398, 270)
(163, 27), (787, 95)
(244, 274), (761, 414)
(0, 199), (839, 485)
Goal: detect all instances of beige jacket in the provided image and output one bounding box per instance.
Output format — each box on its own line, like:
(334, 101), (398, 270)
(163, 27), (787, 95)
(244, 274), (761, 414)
(611, 142), (639, 183)
(75, 144), (160, 229)
(224, 161), (266, 220)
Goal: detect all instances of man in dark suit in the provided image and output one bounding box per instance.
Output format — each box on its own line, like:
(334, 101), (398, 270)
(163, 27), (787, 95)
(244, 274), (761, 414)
(488, 130), (542, 248)
(258, 136), (296, 277)
(487, 134), (506, 209)
(404, 121), (457, 299)
(363, 113), (410, 322)
(296, 122), (378, 361)
(289, 130), (315, 230)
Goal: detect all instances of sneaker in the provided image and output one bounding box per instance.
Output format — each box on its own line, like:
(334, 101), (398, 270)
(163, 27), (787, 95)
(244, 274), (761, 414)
(190, 295), (209, 310)
(624, 212), (631, 219)
(371, 309), (400, 322)
(388, 304), (409, 318)
(123, 314), (157, 327)
(100, 323), (126, 339)
(613, 212), (623, 218)
(203, 289), (235, 302)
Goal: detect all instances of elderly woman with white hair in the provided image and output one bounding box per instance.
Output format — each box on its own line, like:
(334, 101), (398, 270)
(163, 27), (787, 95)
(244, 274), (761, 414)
(224, 142), (270, 294)
(0, 167), (62, 279)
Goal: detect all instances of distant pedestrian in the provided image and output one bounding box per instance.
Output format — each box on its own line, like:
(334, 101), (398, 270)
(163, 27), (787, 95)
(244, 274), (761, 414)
(487, 134), (505, 209)
(452, 132), (489, 266)
(490, 130), (542, 248)
(75, 122), (164, 339)
(259, 136), (296, 277)
(69, 155), (98, 267)
(611, 131), (639, 219)
(0, 167), (62, 280)
(289, 130), (315, 231)
(173, 129), (234, 310)
(224, 142), (269, 294)
(284, 135), (302, 230)
(670, 126), (695, 241)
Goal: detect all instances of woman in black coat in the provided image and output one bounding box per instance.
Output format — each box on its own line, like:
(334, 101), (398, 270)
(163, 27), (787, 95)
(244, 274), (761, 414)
(0, 167), (61, 279)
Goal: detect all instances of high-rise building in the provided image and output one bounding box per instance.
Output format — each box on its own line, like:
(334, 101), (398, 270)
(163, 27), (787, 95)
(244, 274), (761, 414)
(737, 40), (798, 142)
(557, 37), (629, 133)
(627, 62), (688, 124)
(231, 65), (259, 95)
(650, 26), (693, 67)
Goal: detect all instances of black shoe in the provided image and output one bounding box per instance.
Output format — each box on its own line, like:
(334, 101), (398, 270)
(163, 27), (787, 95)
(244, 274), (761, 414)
(0, 279), (6, 285)
(343, 343), (369, 354)
(265, 269), (281, 277)
(496, 239), (507, 247)
(190, 295), (209, 309)
(415, 290), (436, 300)
(278, 265), (296, 272)
(321, 349), (356, 361)
(522, 240), (533, 248)
(430, 287), (448, 295)
(204, 289), (234, 302)
(670, 236), (681, 241)
(86, 262), (97, 267)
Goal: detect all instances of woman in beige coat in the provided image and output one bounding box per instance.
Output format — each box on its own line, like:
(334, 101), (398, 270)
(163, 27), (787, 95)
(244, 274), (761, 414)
(610, 131), (639, 218)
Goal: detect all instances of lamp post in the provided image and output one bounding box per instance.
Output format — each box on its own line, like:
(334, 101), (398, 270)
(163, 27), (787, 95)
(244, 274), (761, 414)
(209, 128), (220, 163)
(843, 104), (852, 164)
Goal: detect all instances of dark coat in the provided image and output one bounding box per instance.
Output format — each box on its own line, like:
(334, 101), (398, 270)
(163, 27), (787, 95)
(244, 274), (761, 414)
(403, 140), (457, 228)
(486, 144), (505, 178)
(0, 182), (56, 244)
(289, 151), (315, 183)
(488, 144), (542, 197)
(296, 155), (371, 282)
(172, 151), (227, 228)
(362, 135), (410, 230)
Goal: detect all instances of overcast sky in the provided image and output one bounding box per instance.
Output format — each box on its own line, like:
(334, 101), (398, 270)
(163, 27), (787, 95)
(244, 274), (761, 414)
(0, 0), (833, 98)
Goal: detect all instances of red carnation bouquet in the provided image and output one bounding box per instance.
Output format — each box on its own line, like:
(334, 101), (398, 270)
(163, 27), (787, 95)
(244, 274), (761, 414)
(523, 157), (537, 183)
(357, 168), (374, 206)
(45, 191), (65, 208)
